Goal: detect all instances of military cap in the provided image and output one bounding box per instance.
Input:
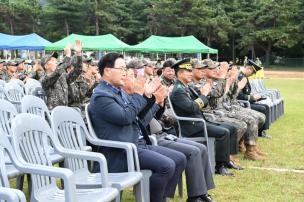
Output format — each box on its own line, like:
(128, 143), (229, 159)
(246, 59), (262, 73)
(192, 59), (208, 69)
(15, 58), (25, 65)
(171, 58), (193, 72)
(201, 59), (220, 69)
(127, 59), (146, 69)
(142, 59), (155, 67)
(83, 57), (93, 64)
(6, 60), (18, 66)
(41, 52), (58, 68)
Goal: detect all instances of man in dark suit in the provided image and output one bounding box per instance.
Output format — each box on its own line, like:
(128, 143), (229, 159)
(89, 53), (187, 202)
(237, 60), (271, 139)
(170, 58), (235, 176)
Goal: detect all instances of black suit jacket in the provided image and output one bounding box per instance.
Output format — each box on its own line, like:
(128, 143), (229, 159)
(170, 80), (209, 137)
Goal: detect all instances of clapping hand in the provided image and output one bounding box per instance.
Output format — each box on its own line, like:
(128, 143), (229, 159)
(154, 85), (168, 106)
(217, 62), (229, 79)
(200, 79), (212, 96)
(134, 76), (146, 95)
(144, 77), (161, 97)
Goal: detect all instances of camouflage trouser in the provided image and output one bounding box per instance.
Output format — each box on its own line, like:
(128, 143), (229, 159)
(240, 107), (265, 129)
(215, 115), (247, 142)
(223, 110), (258, 146)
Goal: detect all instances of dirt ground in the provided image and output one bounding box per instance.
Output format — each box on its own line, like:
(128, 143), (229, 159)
(264, 70), (304, 79)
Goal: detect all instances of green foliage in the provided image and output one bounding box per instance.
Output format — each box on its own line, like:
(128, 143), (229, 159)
(0, 0), (303, 60)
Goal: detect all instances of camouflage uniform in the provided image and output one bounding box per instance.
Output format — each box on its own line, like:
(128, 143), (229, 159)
(40, 55), (82, 110)
(0, 70), (8, 81)
(160, 75), (175, 87)
(191, 79), (247, 146)
(220, 79), (265, 146)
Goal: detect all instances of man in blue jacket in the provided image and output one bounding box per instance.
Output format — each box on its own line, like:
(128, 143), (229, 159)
(89, 53), (187, 202)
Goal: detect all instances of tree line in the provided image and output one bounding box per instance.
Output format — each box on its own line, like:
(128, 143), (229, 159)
(0, 0), (303, 66)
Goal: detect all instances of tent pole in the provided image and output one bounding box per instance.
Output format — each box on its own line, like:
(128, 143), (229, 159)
(165, 53), (167, 60)
(207, 53), (210, 59)
(156, 53), (159, 60)
(216, 54), (218, 61)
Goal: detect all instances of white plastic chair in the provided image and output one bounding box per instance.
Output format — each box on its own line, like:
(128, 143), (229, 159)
(0, 187), (26, 202)
(85, 104), (152, 202)
(10, 113), (119, 202)
(0, 133), (26, 202)
(51, 106), (144, 202)
(24, 78), (41, 95)
(4, 83), (24, 113)
(0, 99), (24, 190)
(21, 95), (64, 164)
(167, 93), (215, 173)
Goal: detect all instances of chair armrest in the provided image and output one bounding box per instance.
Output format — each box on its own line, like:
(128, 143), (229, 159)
(149, 134), (158, 146)
(86, 138), (136, 172)
(54, 146), (109, 187)
(0, 187), (22, 202)
(12, 158), (77, 202)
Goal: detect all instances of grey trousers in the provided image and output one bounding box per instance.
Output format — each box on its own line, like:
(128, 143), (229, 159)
(157, 137), (215, 197)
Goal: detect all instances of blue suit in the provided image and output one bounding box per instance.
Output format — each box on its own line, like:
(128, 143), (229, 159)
(89, 81), (186, 202)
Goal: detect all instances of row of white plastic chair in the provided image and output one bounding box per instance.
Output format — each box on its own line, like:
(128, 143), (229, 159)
(249, 79), (284, 123)
(0, 79), (45, 113)
(0, 95), (151, 202)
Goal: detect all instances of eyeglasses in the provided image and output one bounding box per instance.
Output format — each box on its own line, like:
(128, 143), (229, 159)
(112, 67), (128, 72)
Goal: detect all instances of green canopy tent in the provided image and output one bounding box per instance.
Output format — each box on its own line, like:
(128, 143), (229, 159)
(45, 33), (130, 51)
(124, 35), (218, 54)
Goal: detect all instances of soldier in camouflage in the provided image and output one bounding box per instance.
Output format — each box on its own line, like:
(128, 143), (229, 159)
(190, 59), (247, 165)
(40, 40), (83, 110)
(223, 65), (267, 160)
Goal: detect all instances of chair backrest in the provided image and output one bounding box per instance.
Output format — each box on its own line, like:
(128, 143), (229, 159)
(51, 106), (88, 172)
(11, 113), (57, 192)
(21, 95), (51, 126)
(8, 79), (24, 89)
(24, 78), (41, 95)
(0, 86), (6, 100)
(0, 131), (14, 188)
(5, 83), (24, 113)
(0, 80), (5, 87)
(85, 103), (100, 140)
(167, 93), (183, 138)
(0, 99), (18, 139)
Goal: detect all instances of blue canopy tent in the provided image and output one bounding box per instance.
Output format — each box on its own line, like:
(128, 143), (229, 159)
(0, 33), (51, 50)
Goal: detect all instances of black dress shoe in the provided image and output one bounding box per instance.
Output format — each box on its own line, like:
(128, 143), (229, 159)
(259, 131), (272, 139)
(186, 197), (204, 202)
(200, 194), (214, 202)
(226, 160), (244, 170)
(215, 165), (234, 176)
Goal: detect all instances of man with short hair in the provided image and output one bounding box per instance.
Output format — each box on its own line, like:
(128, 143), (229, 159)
(89, 53), (187, 202)
(238, 60), (271, 139)
(160, 59), (176, 87)
(40, 40), (83, 109)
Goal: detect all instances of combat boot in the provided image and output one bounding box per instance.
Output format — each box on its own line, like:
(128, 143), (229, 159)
(254, 147), (268, 157)
(244, 145), (266, 161)
(239, 139), (246, 153)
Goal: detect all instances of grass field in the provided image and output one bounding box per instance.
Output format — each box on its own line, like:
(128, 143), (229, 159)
(10, 77), (304, 202)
